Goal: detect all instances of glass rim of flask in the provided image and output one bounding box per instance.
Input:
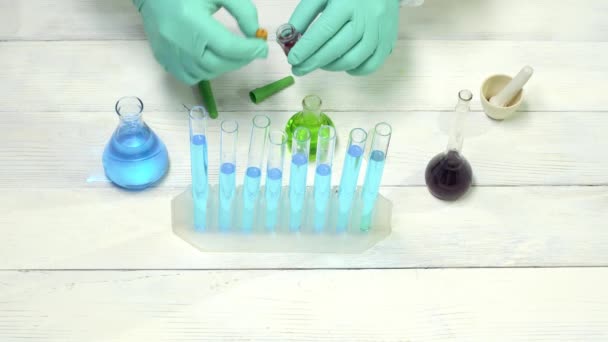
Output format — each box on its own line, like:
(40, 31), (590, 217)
(459, 89), (473, 102)
(115, 96), (144, 120)
(276, 23), (298, 43)
(302, 94), (322, 111)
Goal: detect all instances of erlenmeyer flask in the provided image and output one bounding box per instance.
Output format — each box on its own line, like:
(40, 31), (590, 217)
(102, 96), (169, 190)
(285, 95), (335, 160)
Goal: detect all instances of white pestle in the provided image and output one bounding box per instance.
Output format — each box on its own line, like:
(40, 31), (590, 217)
(490, 66), (534, 107)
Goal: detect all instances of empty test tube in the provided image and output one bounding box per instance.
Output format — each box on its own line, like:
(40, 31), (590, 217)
(242, 115), (271, 231)
(276, 23), (302, 56)
(337, 128), (368, 231)
(313, 125), (336, 232)
(265, 131), (287, 230)
(289, 127), (311, 231)
(360, 123), (392, 231)
(189, 106), (209, 230)
(219, 120), (238, 230)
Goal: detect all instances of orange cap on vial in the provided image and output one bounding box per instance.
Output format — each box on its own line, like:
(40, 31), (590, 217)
(255, 28), (268, 41)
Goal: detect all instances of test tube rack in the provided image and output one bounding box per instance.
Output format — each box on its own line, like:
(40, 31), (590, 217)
(171, 184), (392, 253)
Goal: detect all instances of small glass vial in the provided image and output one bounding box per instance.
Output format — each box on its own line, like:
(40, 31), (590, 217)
(285, 95), (335, 161)
(102, 96), (169, 190)
(276, 23), (302, 56)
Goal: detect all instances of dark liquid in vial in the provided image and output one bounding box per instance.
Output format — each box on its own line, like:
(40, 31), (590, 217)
(281, 39), (297, 55)
(425, 150), (473, 201)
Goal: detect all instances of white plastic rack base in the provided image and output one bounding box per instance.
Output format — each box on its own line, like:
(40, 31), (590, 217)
(171, 185), (392, 253)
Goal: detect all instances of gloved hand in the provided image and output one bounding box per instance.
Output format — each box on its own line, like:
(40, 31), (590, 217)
(288, 0), (400, 76)
(133, 0), (268, 85)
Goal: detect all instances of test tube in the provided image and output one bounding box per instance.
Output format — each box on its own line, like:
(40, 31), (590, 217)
(265, 130), (287, 230)
(313, 125), (336, 231)
(189, 106), (209, 231)
(276, 23), (302, 56)
(360, 123), (392, 231)
(219, 120), (238, 230)
(242, 115), (271, 231)
(289, 127), (311, 231)
(336, 128), (368, 231)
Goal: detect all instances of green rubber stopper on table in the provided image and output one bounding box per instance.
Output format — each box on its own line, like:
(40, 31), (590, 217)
(198, 80), (219, 119)
(249, 76), (295, 104)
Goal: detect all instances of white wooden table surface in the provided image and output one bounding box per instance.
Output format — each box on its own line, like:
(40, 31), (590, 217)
(1, 0), (607, 340)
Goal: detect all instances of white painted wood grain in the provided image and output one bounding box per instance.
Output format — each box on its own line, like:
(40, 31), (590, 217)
(0, 111), (606, 189)
(1, 269), (607, 341)
(1, 186), (606, 269)
(0, 40), (604, 112)
(1, 0), (606, 42)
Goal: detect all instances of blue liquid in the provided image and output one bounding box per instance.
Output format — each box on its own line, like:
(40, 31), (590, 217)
(102, 122), (169, 190)
(313, 164), (332, 231)
(190, 135), (209, 230)
(336, 145), (364, 230)
(289, 153), (308, 230)
(361, 150), (386, 230)
(242, 166), (262, 230)
(265, 168), (283, 230)
(219, 162), (236, 230)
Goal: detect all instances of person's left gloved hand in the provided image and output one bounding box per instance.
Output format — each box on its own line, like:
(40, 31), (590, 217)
(133, 0), (268, 85)
(287, 0), (400, 77)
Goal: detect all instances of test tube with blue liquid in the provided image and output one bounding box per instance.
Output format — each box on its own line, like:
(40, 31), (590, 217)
(219, 120), (238, 230)
(265, 131), (287, 230)
(313, 125), (336, 232)
(242, 115), (270, 231)
(360, 123), (392, 231)
(289, 127), (311, 231)
(336, 128), (368, 231)
(189, 106), (209, 230)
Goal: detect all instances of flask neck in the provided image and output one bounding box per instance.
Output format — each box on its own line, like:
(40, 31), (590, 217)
(446, 92), (472, 153)
(302, 95), (322, 116)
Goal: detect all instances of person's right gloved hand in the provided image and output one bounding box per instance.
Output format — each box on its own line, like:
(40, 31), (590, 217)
(133, 0), (268, 85)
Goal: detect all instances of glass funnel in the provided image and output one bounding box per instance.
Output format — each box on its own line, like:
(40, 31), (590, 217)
(425, 90), (474, 201)
(102, 96), (169, 190)
(285, 95), (335, 161)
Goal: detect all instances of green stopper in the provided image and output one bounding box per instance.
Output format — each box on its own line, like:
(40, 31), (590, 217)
(249, 76), (295, 104)
(198, 80), (219, 119)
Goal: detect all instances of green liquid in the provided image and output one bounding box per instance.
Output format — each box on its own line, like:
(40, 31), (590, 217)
(285, 111), (335, 160)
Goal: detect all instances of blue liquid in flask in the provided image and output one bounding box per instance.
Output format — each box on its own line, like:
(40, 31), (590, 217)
(313, 164), (331, 231)
(361, 150), (386, 230)
(242, 166), (262, 230)
(265, 168), (283, 230)
(102, 97), (169, 190)
(289, 153), (308, 230)
(219, 162), (236, 230)
(337, 145), (364, 230)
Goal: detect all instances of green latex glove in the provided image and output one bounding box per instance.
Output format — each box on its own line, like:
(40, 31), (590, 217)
(133, 0), (268, 85)
(288, 0), (400, 76)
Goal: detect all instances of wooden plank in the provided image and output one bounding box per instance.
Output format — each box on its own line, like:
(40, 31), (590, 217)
(0, 40), (605, 112)
(1, 0), (607, 41)
(1, 269), (607, 341)
(1, 187), (607, 269)
(0, 111), (606, 189)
